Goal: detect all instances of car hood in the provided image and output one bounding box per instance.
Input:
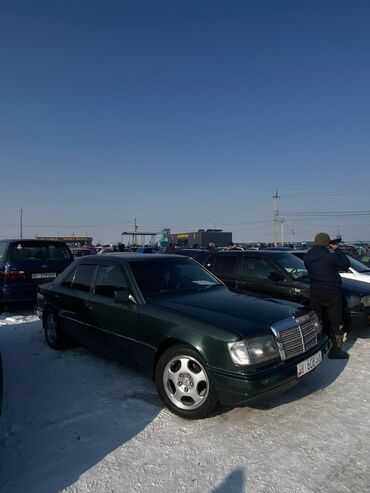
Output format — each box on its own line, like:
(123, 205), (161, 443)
(341, 271), (370, 284)
(340, 277), (370, 295)
(149, 286), (308, 338)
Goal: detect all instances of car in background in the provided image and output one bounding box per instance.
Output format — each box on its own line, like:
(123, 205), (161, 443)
(36, 253), (330, 419)
(198, 250), (370, 330)
(98, 245), (132, 254)
(168, 248), (209, 260)
(0, 239), (74, 310)
(70, 247), (97, 258)
(339, 244), (359, 258)
(136, 246), (158, 254)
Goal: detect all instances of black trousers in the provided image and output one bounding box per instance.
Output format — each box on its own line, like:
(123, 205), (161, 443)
(309, 288), (343, 337)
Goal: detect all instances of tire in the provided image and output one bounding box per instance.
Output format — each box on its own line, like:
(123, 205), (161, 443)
(155, 344), (218, 419)
(44, 310), (72, 349)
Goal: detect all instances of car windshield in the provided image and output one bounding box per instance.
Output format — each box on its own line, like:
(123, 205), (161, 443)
(273, 253), (309, 280)
(129, 257), (222, 298)
(347, 256), (370, 273)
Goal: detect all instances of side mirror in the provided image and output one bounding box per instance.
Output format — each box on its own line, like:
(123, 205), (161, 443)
(268, 272), (285, 282)
(113, 288), (129, 304)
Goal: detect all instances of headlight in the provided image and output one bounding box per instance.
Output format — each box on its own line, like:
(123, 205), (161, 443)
(311, 312), (323, 336)
(227, 340), (251, 365)
(361, 295), (370, 307)
(227, 335), (279, 366)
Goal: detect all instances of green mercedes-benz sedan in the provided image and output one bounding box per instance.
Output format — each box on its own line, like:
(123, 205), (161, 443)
(36, 254), (331, 419)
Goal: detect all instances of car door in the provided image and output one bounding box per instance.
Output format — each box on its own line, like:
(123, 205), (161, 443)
(85, 262), (138, 363)
(235, 255), (293, 299)
(57, 262), (98, 346)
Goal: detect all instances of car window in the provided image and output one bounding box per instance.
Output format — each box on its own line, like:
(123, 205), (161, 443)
(130, 257), (220, 298)
(238, 257), (275, 279)
(61, 267), (77, 288)
(62, 264), (96, 292)
(347, 256), (370, 273)
(8, 241), (71, 263)
(46, 243), (71, 261)
(10, 242), (47, 262)
(273, 253), (308, 279)
(94, 264), (128, 298)
(359, 254), (370, 265)
(212, 255), (237, 277)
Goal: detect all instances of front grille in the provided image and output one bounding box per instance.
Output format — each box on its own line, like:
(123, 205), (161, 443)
(272, 316), (318, 360)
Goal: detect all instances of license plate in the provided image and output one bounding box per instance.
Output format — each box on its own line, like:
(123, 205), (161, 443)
(297, 350), (323, 377)
(32, 273), (57, 279)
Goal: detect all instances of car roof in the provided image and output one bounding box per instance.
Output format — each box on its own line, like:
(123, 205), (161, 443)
(79, 253), (189, 262)
(0, 238), (68, 244)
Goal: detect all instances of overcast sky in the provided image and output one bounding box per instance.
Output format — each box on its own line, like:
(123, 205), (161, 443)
(1, 0), (370, 244)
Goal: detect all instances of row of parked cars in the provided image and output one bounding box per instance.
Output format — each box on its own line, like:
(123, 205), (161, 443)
(2, 239), (370, 419)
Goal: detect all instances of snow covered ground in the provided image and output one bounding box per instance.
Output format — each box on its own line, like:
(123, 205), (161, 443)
(1, 309), (370, 493)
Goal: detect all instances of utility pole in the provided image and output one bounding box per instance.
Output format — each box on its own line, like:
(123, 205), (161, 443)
(280, 218), (285, 245)
(19, 207), (23, 239)
(272, 190), (280, 246)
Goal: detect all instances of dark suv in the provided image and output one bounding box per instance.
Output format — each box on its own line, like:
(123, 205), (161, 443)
(0, 239), (74, 309)
(199, 250), (370, 330)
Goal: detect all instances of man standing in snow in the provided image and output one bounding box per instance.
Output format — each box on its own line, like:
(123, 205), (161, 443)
(304, 232), (351, 359)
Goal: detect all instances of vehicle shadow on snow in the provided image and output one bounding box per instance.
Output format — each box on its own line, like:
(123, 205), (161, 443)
(247, 350), (351, 412)
(0, 319), (162, 493)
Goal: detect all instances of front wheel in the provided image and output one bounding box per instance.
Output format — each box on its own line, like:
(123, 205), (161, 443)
(155, 345), (218, 419)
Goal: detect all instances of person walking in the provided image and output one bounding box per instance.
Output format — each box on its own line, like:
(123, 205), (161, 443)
(304, 232), (351, 359)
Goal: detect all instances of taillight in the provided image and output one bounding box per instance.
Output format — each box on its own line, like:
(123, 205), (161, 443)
(0, 270), (26, 280)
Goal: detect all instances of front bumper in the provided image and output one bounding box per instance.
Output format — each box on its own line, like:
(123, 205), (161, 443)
(210, 336), (331, 406)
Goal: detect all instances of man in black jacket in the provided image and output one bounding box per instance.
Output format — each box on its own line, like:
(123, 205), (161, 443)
(304, 232), (351, 359)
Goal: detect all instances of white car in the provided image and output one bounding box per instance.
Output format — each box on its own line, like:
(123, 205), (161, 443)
(340, 255), (370, 284)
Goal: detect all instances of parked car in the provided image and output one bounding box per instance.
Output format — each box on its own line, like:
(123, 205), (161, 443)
(0, 239), (74, 310)
(70, 247), (96, 258)
(36, 254), (330, 419)
(198, 250), (370, 330)
(99, 245), (132, 254)
(168, 248), (209, 260)
(136, 246), (158, 254)
(339, 244), (359, 258)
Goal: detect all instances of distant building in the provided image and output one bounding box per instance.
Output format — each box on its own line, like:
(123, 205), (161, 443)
(37, 236), (93, 247)
(168, 229), (232, 248)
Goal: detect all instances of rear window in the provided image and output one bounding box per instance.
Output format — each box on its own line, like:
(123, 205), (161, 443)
(9, 242), (71, 262)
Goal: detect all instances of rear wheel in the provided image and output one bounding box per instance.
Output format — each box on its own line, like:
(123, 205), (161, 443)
(155, 345), (218, 419)
(44, 310), (72, 349)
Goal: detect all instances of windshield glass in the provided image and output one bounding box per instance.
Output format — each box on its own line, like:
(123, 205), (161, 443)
(347, 256), (370, 273)
(129, 257), (222, 298)
(273, 253), (308, 279)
